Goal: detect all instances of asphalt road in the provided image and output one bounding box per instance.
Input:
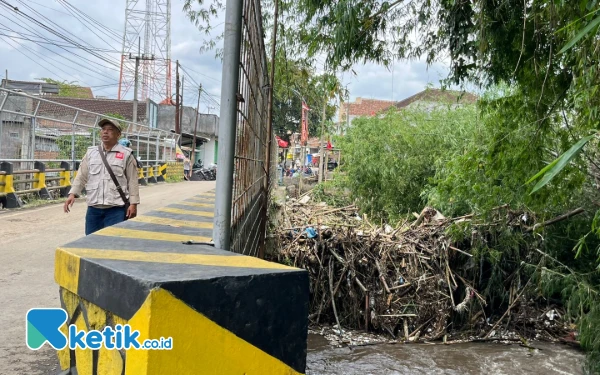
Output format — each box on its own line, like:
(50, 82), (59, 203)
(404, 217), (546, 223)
(0, 181), (216, 375)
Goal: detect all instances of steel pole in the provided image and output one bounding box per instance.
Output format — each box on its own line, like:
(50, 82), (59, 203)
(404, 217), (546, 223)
(214, 0), (243, 250)
(192, 85), (202, 164)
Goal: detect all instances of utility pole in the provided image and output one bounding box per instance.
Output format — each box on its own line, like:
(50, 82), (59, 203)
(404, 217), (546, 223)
(175, 60), (180, 136)
(130, 37), (154, 124)
(192, 85), (202, 164)
(180, 75), (185, 132)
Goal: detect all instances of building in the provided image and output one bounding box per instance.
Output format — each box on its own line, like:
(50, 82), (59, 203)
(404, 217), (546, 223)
(393, 88), (477, 111)
(338, 88), (478, 131)
(338, 97), (397, 129)
(1, 79), (94, 98)
(40, 96), (153, 125)
(156, 105), (219, 168)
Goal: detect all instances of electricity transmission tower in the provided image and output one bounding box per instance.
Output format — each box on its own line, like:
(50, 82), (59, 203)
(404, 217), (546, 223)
(118, 0), (172, 104)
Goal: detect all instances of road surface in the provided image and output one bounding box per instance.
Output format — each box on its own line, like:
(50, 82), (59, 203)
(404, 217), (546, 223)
(0, 181), (216, 374)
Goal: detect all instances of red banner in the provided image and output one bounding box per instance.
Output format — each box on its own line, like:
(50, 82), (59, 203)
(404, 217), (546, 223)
(301, 101), (310, 145)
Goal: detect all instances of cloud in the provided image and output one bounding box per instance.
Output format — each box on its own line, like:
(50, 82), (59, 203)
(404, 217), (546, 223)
(342, 59), (452, 102)
(0, 0), (223, 111)
(1, 0), (462, 114)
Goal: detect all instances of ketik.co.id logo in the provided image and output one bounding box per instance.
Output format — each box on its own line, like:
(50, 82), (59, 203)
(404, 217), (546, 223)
(26, 308), (173, 350)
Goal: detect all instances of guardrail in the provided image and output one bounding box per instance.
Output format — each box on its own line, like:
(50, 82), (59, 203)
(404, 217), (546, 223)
(0, 159), (171, 208)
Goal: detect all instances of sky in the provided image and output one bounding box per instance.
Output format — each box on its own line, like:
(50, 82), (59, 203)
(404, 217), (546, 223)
(0, 0), (454, 115)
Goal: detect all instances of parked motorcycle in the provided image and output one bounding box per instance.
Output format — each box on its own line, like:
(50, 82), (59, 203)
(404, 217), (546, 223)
(191, 161), (216, 181)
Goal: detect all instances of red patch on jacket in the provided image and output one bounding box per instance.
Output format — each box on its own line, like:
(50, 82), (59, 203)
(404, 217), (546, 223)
(115, 152), (124, 159)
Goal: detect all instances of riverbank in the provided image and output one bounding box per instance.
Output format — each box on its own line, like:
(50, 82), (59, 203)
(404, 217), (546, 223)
(266, 189), (580, 349)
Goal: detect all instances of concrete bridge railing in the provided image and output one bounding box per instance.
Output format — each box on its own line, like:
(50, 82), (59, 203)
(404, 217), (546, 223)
(0, 160), (174, 209)
(53, 190), (309, 374)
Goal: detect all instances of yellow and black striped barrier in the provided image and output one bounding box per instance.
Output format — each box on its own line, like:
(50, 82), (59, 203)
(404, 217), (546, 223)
(54, 190), (309, 374)
(137, 166), (148, 186)
(0, 161), (20, 208)
(157, 164), (167, 182)
(146, 164), (157, 184)
(0, 161), (73, 208)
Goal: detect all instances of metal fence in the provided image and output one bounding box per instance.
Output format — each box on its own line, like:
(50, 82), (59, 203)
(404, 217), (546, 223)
(213, 0), (275, 257)
(0, 88), (180, 173)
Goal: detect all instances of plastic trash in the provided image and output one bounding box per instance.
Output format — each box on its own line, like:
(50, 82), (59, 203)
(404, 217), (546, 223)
(305, 227), (317, 238)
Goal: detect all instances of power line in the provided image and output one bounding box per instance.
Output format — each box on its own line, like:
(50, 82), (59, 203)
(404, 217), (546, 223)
(21, 0), (72, 17)
(0, 14), (121, 73)
(0, 35), (81, 87)
(0, 23), (119, 82)
(0, 33), (118, 85)
(0, 0), (121, 68)
(178, 65), (221, 108)
(15, 0), (119, 52)
(58, 0), (122, 41)
(55, 0), (121, 49)
(178, 63), (221, 84)
(0, 29), (118, 52)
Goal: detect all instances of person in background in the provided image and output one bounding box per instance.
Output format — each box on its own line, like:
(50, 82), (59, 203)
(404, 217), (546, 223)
(183, 157), (191, 180)
(118, 138), (142, 169)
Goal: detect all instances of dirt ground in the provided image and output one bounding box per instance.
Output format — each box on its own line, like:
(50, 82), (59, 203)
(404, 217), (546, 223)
(0, 181), (215, 375)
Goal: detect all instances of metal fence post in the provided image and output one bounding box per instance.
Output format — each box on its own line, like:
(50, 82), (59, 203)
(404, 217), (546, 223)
(0, 91), (7, 158)
(214, 0), (244, 250)
(71, 111), (79, 172)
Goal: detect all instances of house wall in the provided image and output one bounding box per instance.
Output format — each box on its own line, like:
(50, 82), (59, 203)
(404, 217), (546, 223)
(156, 105), (219, 166)
(0, 96), (33, 159)
(203, 139), (216, 166)
(156, 105), (219, 136)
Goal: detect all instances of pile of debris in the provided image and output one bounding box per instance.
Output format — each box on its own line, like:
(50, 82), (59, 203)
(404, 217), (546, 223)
(268, 192), (575, 344)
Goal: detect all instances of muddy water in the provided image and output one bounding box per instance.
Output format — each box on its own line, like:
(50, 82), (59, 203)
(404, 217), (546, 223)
(306, 334), (586, 375)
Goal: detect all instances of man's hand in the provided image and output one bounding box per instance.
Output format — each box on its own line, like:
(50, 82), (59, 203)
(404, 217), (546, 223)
(126, 204), (137, 219)
(64, 194), (76, 213)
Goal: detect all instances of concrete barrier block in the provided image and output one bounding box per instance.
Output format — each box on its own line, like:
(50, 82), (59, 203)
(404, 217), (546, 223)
(53, 191), (309, 374)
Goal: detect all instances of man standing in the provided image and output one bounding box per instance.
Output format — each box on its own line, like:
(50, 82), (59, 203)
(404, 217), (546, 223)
(64, 118), (140, 235)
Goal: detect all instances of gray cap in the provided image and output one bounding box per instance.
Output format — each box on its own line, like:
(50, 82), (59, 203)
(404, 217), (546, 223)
(98, 118), (124, 133)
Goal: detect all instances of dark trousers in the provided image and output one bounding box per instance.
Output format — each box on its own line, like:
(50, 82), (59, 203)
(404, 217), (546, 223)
(85, 206), (127, 235)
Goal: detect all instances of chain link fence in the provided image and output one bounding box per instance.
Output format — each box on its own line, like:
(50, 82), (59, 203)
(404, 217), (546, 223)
(0, 87), (180, 197)
(0, 88), (180, 169)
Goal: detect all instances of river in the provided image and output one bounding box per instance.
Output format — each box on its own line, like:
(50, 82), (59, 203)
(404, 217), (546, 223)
(306, 333), (586, 375)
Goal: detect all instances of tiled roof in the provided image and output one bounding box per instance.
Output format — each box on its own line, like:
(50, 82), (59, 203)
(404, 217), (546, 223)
(338, 89), (478, 120)
(1, 80), (94, 98)
(340, 97), (397, 118)
(394, 88), (477, 109)
(38, 97), (147, 122)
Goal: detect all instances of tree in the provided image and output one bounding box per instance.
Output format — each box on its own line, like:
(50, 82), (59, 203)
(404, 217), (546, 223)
(271, 51), (343, 141)
(339, 104), (479, 222)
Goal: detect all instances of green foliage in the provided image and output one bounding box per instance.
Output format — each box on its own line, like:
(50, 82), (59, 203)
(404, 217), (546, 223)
(182, 0), (345, 144)
(311, 178), (351, 207)
(56, 134), (94, 160)
(37, 78), (91, 98)
(428, 86), (591, 218)
(271, 51), (344, 140)
(338, 103), (478, 222)
(527, 134), (596, 195)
